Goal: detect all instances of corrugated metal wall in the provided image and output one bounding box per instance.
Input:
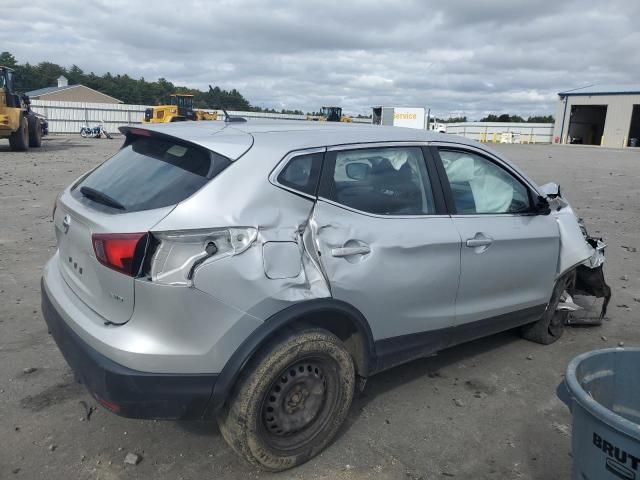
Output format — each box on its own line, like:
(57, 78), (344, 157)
(553, 94), (640, 148)
(30, 100), (147, 134)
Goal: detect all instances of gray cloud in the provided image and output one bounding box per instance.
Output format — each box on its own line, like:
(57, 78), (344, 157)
(2, 0), (638, 118)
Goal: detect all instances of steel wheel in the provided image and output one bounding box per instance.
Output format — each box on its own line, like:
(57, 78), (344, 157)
(218, 328), (355, 471)
(260, 357), (337, 451)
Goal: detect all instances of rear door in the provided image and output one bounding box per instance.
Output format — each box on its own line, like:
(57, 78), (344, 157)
(311, 144), (461, 359)
(54, 133), (231, 324)
(432, 145), (560, 330)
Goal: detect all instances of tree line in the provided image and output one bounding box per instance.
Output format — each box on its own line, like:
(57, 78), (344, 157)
(434, 114), (553, 123)
(479, 113), (554, 123)
(0, 51), (305, 114)
(1, 52), (553, 121)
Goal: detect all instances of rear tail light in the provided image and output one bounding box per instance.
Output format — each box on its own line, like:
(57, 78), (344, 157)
(92, 232), (148, 276)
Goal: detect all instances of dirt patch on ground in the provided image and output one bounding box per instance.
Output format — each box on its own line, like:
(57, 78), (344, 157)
(20, 381), (85, 412)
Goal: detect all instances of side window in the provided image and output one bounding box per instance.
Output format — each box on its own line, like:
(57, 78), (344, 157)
(439, 149), (531, 214)
(328, 146), (435, 215)
(277, 152), (323, 196)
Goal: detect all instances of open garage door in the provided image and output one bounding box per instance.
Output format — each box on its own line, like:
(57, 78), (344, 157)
(628, 105), (640, 147)
(568, 105), (607, 145)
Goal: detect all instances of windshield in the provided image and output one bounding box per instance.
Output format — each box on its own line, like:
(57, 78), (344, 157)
(73, 136), (230, 212)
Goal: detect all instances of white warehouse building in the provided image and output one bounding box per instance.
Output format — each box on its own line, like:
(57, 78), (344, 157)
(553, 85), (640, 148)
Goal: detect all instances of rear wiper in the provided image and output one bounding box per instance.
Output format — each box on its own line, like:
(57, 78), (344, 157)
(80, 186), (126, 211)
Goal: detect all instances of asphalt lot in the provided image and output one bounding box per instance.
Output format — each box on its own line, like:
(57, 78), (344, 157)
(1, 136), (639, 479)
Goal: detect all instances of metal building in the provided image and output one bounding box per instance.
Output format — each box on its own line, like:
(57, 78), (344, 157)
(553, 85), (640, 148)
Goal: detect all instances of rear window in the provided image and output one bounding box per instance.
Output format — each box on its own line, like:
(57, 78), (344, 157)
(74, 136), (230, 212)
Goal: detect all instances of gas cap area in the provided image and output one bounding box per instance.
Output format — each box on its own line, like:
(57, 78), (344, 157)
(263, 241), (302, 279)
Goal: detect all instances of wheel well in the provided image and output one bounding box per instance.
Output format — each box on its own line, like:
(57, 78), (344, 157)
(289, 310), (370, 376)
(207, 301), (376, 418)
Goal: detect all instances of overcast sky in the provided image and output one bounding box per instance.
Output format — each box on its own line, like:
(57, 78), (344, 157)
(2, 0), (639, 118)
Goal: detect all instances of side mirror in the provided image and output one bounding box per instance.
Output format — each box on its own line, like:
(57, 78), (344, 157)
(346, 162), (371, 181)
(539, 182), (561, 198)
(535, 196), (551, 215)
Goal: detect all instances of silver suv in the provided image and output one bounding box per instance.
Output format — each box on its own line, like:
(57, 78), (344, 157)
(42, 119), (609, 471)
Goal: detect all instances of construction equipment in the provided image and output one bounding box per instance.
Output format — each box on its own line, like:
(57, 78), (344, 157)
(1, 66), (48, 151)
(307, 106), (352, 122)
(143, 94), (218, 123)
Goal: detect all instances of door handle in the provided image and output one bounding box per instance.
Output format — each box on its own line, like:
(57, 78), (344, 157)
(331, 246), (371, 257)
(466, 234), (493, 248)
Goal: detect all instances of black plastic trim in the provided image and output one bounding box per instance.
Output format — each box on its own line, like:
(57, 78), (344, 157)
(41, 280), (217, 420)
(374, 304), (546, 372)
(421, 146), (448, 215)
(205, 298), (376, 417)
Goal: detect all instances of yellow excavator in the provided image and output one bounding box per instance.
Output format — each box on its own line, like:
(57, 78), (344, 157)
(143, 94), (218, 123)
(307, 106), (352, 122)
(1, 66), (48, 151)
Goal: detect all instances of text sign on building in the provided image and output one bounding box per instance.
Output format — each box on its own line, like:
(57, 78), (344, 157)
(393, 107), (426, 129)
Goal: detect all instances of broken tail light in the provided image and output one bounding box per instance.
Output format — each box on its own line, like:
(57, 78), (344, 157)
(146, 227), (258, 286)
(92, 232), (148, 276)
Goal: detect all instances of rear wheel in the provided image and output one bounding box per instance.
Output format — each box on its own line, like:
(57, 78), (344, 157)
(28, 115), (42, 147)
(520, 272), (573, 344)
(217, 328), (355, 471)
(9, 115), (29, 151)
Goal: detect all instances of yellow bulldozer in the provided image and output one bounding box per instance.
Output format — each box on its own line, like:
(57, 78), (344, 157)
(307, 106), (352, 122)
(1, 66), (48, 151)
(143, 94), (218, 123)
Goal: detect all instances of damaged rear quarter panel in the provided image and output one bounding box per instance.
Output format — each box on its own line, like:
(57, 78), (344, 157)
(153, 145), (331, 321)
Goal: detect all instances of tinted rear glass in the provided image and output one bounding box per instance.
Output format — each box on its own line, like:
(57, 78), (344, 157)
(74, 136), (229, 212)
(276, 152), (323, 196)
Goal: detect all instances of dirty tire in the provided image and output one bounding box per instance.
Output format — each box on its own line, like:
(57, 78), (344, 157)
(28, 115), (42, 147)
(217, 328), (355, 472)
(9, 115), (29, 151)
(520, 273), (571, 345)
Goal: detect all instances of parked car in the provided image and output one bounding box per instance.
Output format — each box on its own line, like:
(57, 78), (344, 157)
(42, 120), (609, 471)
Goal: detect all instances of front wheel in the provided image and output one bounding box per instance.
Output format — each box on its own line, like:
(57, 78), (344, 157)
(520, 272), (574, 345)
(218, 328), (355, 471)
(9, 115), (29, 151)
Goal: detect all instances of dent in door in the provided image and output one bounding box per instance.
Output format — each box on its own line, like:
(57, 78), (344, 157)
(192, 200), (330, 320)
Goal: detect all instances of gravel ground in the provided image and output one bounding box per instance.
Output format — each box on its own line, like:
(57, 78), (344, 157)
(0, 136), (638, 479)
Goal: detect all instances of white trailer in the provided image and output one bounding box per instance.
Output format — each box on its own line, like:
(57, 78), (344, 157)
(372, 106), (427, 129)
